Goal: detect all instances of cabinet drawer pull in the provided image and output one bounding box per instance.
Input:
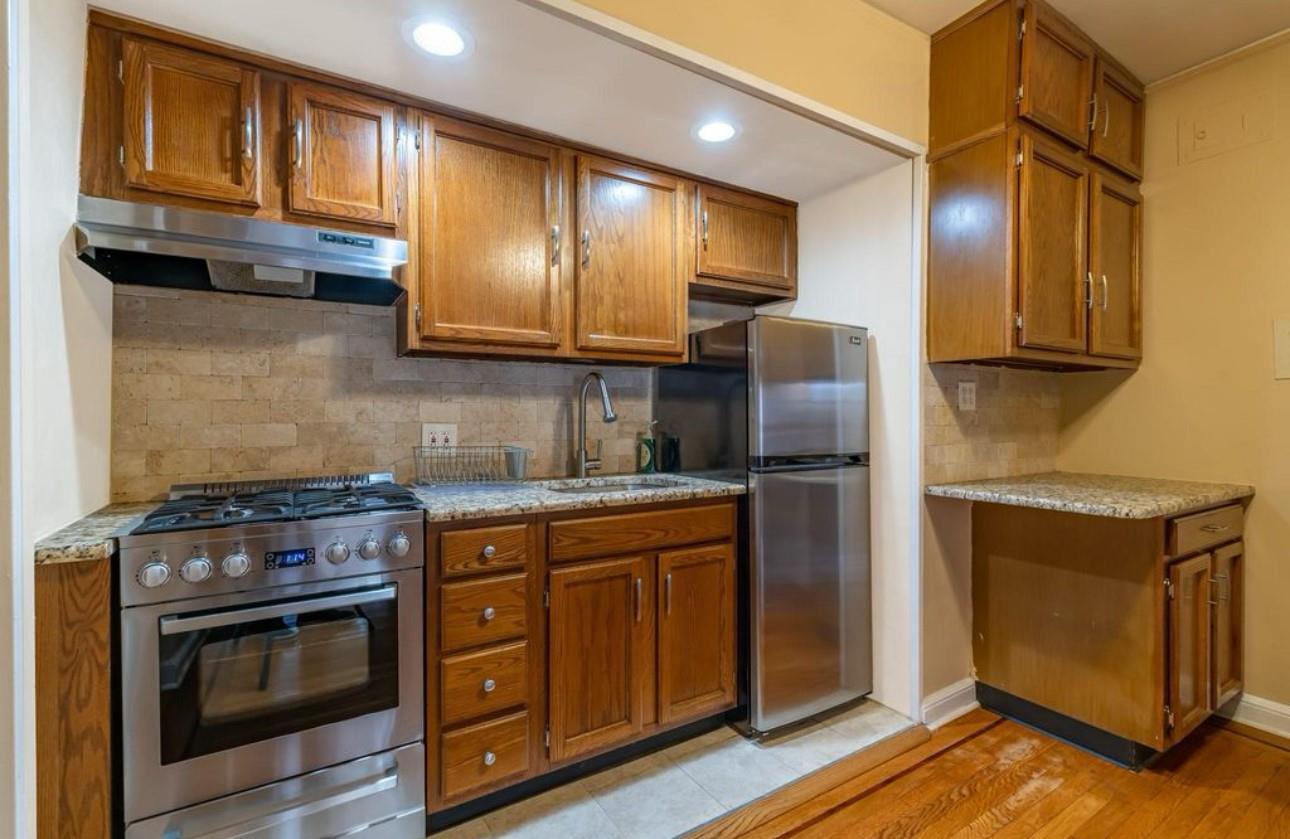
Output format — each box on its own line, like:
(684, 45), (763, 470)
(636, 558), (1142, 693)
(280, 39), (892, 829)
(1200, 524), (1230, 533)
(482, 750), (496, 767)
(292, 118), (304, 169)
(482, 544), (497, 558)
(482, 678), (497, 693)
(634, 577), (642, 623)
(242, 106), (254, 160)
(481, 606), (496, 621)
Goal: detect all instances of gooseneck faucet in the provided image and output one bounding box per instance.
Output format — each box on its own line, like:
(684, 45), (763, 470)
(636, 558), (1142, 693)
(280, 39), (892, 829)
(576, 372), (618, 478)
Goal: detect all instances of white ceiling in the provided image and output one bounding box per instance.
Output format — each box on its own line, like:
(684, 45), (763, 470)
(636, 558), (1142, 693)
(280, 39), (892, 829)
(868, 0), (1290, 83)
(93, 0), (904, 201)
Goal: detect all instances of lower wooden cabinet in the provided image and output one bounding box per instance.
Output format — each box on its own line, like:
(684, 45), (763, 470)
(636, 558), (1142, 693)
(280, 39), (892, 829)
(426, 499), (739, 812)
(1166, 553), (1213, 743)
(1211, 541), (1244, 708)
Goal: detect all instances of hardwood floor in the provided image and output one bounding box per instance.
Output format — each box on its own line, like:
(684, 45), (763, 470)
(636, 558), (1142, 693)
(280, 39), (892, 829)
(701, 709), (1290, 838)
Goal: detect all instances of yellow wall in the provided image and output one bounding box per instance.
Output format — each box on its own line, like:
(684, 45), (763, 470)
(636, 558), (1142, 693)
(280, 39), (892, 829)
(569, 0), (930, 145)
(1059, 35), (1290, 706)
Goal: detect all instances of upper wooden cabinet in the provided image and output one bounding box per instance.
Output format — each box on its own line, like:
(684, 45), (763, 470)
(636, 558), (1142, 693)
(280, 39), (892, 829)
(412, 114), (566, 352)
(693, 185), (797, 301)
(287, 81), (398, 226)
(574, 156), (688, 360)
(928, 0), (1145, 370)
(1089, 57), (1146, 180)
(122, 38), (261, 206)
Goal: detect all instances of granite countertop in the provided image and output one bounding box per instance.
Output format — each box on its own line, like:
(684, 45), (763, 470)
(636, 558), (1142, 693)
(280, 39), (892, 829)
(925, 471), (1254, 519)
(412, 474), (746, 523)
(34, 502), (157, 566)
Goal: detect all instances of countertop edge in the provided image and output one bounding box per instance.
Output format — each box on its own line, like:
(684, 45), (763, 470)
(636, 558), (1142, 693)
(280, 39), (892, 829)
(925, 481), (1255, 520)
(419, 482), (747, 524)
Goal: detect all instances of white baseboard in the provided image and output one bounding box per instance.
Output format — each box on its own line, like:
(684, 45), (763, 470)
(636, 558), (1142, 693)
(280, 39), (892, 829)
(921, 678), (978, 730)
(1217, 693), (1290, 740)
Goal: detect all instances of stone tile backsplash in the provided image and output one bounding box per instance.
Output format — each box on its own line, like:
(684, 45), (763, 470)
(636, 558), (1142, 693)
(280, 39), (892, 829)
(923, 364), (1060, 485)
(111, 286), (652, 502)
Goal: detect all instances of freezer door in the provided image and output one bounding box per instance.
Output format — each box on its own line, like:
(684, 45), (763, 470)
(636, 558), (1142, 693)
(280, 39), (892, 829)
(749, 317), (868, 459)
(749, 465), (872, 732)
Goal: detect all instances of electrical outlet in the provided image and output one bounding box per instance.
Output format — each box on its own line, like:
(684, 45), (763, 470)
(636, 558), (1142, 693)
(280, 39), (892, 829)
(957, 381), (977, 412)
(421, 423), (457, 447)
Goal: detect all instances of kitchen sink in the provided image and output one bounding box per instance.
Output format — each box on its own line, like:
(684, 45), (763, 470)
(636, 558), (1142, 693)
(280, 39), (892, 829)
(547, 478), (685, 494)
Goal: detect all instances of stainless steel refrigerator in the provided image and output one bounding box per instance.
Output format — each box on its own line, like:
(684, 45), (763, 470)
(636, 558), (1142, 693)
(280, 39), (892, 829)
(656, 316), (871, 733)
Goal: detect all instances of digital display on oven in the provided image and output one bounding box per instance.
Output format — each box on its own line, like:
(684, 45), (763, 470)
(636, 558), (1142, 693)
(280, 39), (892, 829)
(264, 547), (315, 570)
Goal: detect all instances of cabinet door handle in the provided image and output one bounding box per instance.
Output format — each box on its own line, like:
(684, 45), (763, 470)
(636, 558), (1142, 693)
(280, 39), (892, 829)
(701, 210), (709, 250)
(581, 229), (591, 268)
(634, 577), (642, 623)
(551, 225), (561, 266)
(242, 106), (254, 160)
(1085, 272), (1093, 310)
(1103, 100), (1111, 138)
(664, 572), (673, 615)
(1100, 275), (1109, 311)
(292, 118), (304, 169)
(1088, 93), (1099, 131)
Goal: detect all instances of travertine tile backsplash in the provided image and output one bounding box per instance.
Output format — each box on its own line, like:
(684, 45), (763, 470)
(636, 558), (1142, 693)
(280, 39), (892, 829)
(111, 286), (651, 502)
(923, 364), (1060, 485)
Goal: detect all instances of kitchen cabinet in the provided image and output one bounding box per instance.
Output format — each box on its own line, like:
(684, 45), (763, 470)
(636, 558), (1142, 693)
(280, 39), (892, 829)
(122, 38), (261, 206)
(693, 184), (797, 302)
(411, 114), (567, 353)
(547, 555), (651, 761)
(424, 498), (738, 813)
(574, 156), (688, 360)
(1166, 553), (1213, 744)
(927, 0), (1145, 370)
(287, 81), (398, 225)
(1211, 541), (1244, 708)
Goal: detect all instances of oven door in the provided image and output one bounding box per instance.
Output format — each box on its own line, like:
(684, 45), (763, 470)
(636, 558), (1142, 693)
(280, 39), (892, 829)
(121, 569), (423, 824)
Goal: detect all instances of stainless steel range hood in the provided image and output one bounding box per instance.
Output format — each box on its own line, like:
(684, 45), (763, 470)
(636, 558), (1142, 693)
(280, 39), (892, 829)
(74, 196), (409, 305)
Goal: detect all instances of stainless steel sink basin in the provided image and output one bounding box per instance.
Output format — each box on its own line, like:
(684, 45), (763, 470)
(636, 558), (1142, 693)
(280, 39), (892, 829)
(548, 479), (684, 494)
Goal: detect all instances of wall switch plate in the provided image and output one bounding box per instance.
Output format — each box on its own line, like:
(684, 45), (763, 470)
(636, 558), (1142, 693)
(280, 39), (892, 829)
(421, 423), (457, 447)
(1274, 321), (1290, 380)
(957, 381), (977, 411)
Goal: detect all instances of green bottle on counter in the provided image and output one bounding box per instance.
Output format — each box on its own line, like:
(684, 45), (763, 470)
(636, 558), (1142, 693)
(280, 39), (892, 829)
(637, 420), (658, 473)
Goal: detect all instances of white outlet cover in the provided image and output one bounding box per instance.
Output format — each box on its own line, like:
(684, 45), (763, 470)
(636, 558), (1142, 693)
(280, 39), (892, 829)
(1274, 321), (1290, 380)
(957, 381), (977, 412)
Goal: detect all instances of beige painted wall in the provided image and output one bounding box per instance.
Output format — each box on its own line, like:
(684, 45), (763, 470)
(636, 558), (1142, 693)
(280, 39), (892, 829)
(569, 0), (930, 145)
(1059, 36), (1290, 707)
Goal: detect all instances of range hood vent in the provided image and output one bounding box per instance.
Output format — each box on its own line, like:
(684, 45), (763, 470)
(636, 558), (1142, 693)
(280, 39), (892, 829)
(74, 196), (409, 306)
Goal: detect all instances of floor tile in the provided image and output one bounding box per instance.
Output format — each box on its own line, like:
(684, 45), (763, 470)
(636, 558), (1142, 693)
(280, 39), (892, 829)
(751, 719), (864, 774)
(665, 735), (801, 810)
(661, 724), (737, 761)
(826, 701), (913, 743)
(579, 750), (671, 794)
(589, 759), (725, 839)
(482, 781), (620, 839)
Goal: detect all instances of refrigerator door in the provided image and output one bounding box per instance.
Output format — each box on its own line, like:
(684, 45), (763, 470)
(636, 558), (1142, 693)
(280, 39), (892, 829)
(749, 464), (871, 732)
(749, 317), (868, 460)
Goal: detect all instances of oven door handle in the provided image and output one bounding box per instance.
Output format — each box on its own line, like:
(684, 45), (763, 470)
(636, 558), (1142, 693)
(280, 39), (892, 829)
(158, 585), (397, 636)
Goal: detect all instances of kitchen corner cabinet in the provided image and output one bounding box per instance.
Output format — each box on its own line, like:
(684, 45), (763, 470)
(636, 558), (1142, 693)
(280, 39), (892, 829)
(927, 0), (1145, 370)
(972, 501), (1247, 756)
(425, 499), (737, 812)
(693, 185), (798, 303)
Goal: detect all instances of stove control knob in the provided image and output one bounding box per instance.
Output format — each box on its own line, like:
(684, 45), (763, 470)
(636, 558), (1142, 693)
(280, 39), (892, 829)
(179, 556), (213, 584)
(221, 551), (251, 578)
(358, 535), (382, 561)
(387, 531), (411, 558)
(325, 541), (351, 565)
(137, 561), (171, 589)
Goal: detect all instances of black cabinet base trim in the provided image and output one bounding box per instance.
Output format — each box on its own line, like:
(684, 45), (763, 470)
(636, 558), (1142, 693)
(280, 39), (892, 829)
(975, 682), (1158, 770)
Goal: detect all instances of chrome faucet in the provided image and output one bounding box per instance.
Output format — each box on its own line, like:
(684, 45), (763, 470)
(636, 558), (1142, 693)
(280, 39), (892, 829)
(576, 372), (618, 478)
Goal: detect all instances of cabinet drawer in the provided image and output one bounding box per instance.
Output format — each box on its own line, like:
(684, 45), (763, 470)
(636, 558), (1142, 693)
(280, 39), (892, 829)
(1167, 505), (1243, 557)
(441, 574), (527, 652)
(441, 641), (529, 726)
(441, 711), (529, 800)
(441, 524), (531, 578)
(549, 503), (734, 563)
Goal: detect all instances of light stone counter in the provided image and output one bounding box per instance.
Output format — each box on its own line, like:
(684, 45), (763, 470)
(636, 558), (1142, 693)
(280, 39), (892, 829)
(34, 503), (157, 566)
(925, 471), (1253, 519)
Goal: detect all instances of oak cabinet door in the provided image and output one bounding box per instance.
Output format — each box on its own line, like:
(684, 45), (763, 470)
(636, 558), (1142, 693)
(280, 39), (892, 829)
(288, 82), (397, 225)
(1089, 58), (1145, 180)
(1167, 554), (1213, 744)
(548, 556), (650, 762)
(657, 544), (736, 724)
(417, 115), (564, 349)
(122, 38), (260, 206)
(575, 156), (687, 358)
(1017, 0), (1095, 149)
(1088, 171), (1142, 360)
(1211, 542), (1244, 709)
(1017, 133), (1089, 353)
(696, 185), (796, 294)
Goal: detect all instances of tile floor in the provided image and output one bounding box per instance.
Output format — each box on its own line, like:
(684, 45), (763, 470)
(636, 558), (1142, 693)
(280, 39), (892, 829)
(431, 700), (912, 838)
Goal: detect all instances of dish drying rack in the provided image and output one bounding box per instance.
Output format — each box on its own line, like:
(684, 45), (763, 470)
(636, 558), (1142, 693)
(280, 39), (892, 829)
(413, 444), (531, 485)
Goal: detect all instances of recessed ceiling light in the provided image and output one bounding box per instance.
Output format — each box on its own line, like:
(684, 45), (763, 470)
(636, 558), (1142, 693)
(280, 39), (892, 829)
(412, 21), (468, 57)
(696, 121), (737, 143)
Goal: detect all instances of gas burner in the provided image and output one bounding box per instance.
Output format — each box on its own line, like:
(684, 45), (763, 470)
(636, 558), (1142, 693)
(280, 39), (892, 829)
(132, 476), (421, 535)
